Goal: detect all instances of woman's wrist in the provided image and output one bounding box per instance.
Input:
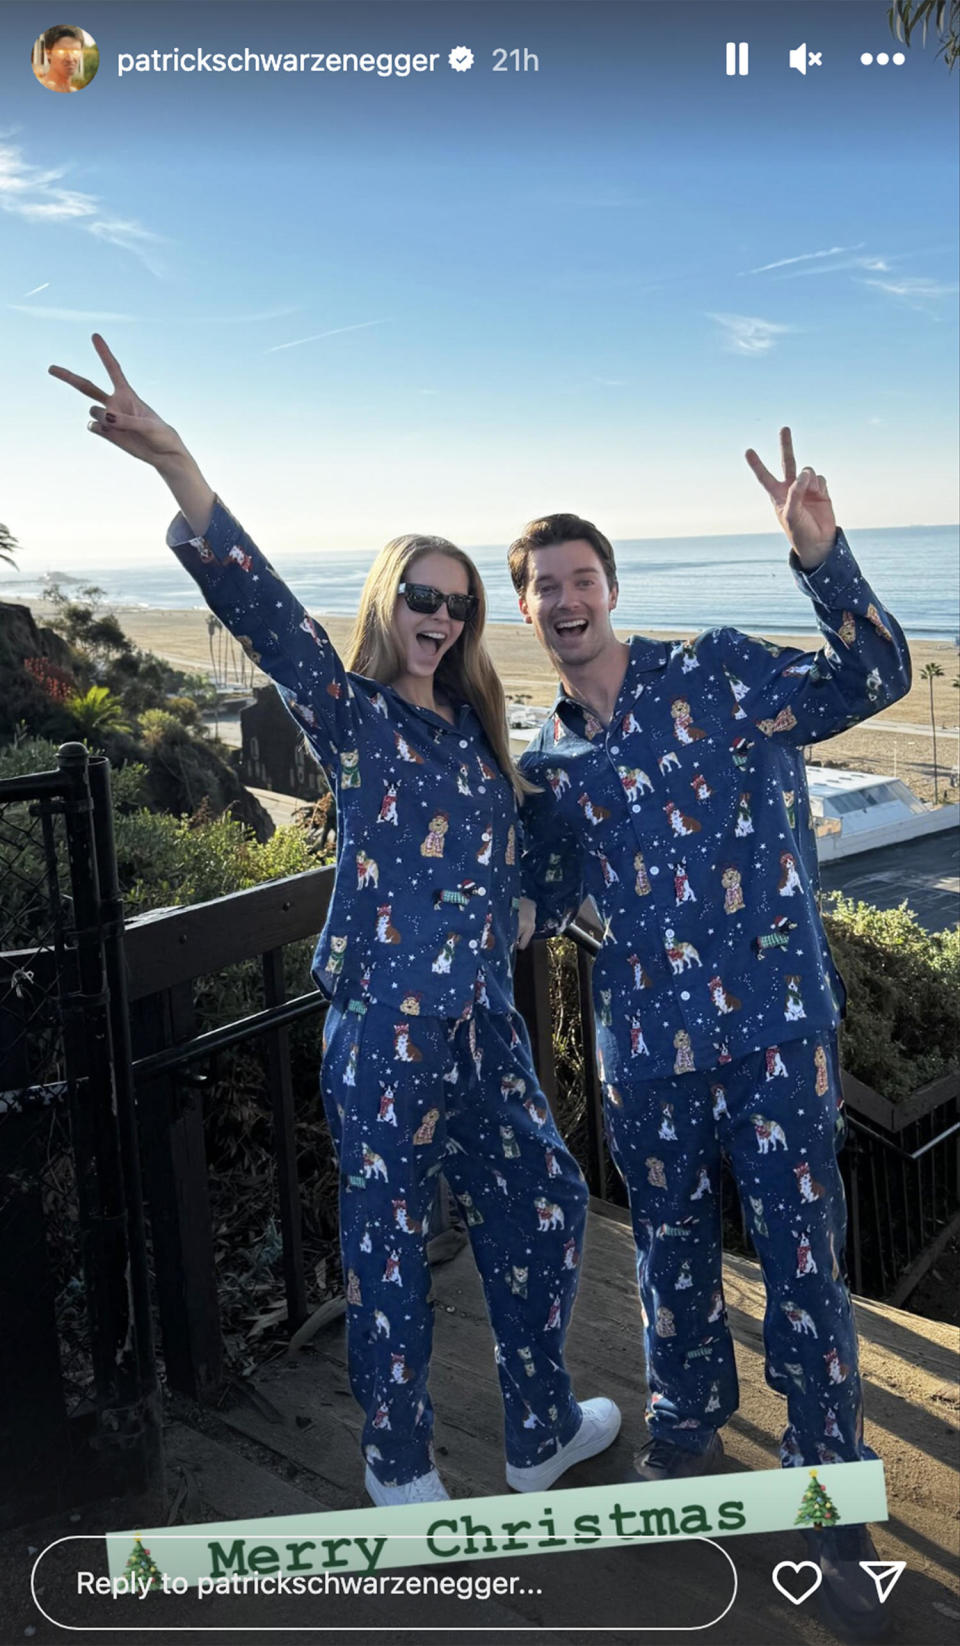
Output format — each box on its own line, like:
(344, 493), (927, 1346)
(155, 448), (217, 539)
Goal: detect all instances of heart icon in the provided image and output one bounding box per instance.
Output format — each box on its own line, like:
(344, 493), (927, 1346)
(771, 1560), (823, 1606)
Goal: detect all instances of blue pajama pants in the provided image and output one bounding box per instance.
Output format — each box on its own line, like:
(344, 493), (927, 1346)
(321, 998), (589, 1486)
(597, 1029), (875, 1468)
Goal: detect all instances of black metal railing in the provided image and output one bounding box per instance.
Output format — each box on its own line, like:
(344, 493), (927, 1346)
(840, 1070), (960, 1300)
(0, 746), (159, 1527)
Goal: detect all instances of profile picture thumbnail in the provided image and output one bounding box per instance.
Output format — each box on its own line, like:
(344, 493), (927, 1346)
(31, 24), (99, 93)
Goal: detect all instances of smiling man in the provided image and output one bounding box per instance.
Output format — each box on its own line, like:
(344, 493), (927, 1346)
(510, 431), (911, 1639)
(34, 25), (86, 93)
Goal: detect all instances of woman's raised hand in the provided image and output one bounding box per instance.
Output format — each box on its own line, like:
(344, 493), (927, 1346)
(49, 333), (187, 470)
(51, 333), (216, 536)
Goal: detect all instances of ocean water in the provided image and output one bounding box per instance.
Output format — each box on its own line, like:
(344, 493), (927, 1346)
(3, 524), (958, 641)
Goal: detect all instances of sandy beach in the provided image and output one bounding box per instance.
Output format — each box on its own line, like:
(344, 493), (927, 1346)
(23, 601), (960, 803)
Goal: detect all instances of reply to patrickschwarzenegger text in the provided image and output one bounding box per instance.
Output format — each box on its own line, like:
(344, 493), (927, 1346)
(79, 1572), (532, 1600)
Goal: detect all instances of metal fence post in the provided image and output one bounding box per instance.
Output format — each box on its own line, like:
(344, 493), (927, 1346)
(87, 755), (163, 1487)
(57, 743), (159, 1486)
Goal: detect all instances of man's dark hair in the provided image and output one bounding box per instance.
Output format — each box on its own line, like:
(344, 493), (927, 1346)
(43, 25), (84, 52)
(508, 512), (618, 595)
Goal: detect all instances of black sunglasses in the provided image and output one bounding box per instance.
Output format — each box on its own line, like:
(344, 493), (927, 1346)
(397, 582), (478, 623)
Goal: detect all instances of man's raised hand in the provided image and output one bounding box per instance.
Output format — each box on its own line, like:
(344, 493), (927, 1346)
(49, 334), (187, 469)
(745, 427), (837, 569)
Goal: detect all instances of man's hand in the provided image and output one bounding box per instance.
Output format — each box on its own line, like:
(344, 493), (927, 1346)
(517, 897), (537, 950)
(745, 427), (837, 569)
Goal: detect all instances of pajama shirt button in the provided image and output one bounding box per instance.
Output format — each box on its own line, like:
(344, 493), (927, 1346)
(649, 865), (659, 875)
(610, 745), (619, 754)
(459, 739), (469, 748)
(681, 991), (690, 1001)
(632, 804), (641, 813)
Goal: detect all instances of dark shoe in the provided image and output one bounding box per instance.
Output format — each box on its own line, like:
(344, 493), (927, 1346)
(634, 1432), (724, 1481)
(803, 1524), (892, 1643)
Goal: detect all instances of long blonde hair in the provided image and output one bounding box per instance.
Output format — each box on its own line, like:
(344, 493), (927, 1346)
(346, 534), (536, 801)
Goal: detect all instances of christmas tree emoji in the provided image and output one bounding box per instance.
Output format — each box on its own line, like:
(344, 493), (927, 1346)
(794, 1470), (840, 1531)
(123, 1533), (164, 1593)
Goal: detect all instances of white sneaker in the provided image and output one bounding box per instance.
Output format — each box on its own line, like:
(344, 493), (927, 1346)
(505, 1398), (622, 1492)
(364, 1465), (450, 1506)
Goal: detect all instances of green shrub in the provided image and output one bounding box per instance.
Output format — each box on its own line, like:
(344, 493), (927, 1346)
(0, 736), (63, 780)
(117, 807), (321, 915)
(824, 894), (960, 1096)
(65, 685), (131, 743)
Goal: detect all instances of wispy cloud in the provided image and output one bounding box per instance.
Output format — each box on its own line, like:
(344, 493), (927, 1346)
(744, 245), (863, 274)
(87, 218), (166, 276)
(595, 377), (627, 387)
(24, 282), (50, 296)
(11, 298), (303, 328)
(743, 246), (896, 280)
(0, 141), (167, 274)
(861, 275), (958, 308)
(707, 313), (792, 355)
(195, 306), (302, 326)
(9, 304), (137, 322)
(264, 319), (388, 354)
(780, 255), (891, 279)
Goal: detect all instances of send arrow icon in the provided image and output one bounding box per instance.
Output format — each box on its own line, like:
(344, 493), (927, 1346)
(859, 1561), (907, 1604)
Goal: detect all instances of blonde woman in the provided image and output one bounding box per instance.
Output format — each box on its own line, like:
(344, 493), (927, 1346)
(51, 336), (620, 1507)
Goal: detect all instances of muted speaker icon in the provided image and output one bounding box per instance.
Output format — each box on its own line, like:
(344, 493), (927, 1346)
(789, 42), (823, 73)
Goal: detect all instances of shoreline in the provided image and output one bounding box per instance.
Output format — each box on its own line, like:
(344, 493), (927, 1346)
(13, 595), (959, 644)
(19, 597), (959, 709)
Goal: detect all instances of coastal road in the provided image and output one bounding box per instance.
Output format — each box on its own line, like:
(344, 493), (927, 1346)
(820, 829), (959, 932)
(854, 718), (959, 737)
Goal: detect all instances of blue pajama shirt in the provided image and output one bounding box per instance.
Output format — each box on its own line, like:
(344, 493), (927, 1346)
(167, 501), (588, 1484)
(519, 530), (911, 1465)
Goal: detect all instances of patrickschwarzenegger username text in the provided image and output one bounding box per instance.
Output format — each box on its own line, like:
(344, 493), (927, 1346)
(118, 48), (442, 78)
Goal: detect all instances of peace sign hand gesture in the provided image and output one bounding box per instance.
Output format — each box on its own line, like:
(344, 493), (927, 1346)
(49, 333), (187, 470)
(745, 427), (838, 569)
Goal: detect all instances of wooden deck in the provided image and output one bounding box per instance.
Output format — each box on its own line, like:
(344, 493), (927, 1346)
(6, 1205), (958, 1642)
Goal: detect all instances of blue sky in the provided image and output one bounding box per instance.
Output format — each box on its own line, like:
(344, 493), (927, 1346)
(2, 0), (958, 569)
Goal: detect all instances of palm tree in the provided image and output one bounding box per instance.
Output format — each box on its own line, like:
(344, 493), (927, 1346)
(1, 522), (20, 570)
(65, 685), (131, 745)
(206, 613), (221, 686)
(920, 660), (945, 801)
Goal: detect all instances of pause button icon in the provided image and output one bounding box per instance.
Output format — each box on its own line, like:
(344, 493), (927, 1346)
(726, 41), (749, 76)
